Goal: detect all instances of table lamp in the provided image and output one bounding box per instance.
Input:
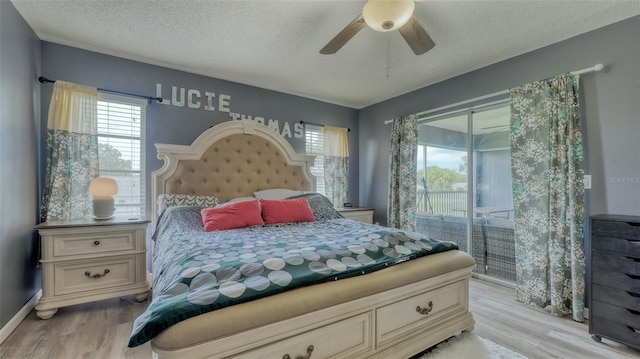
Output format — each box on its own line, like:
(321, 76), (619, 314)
(89, 177), (118, 219)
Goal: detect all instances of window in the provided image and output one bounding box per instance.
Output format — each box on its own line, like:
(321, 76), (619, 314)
(304, 124), (325, 195)
(97, 93), (146, 218)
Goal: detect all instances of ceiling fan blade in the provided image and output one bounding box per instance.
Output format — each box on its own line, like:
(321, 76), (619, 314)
(398, 15), (435, 55)
(320, 14), (366, 54)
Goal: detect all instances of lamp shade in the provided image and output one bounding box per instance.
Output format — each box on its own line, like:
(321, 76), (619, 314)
(362, 0), (415, 32)
(89, 177), (118, 198)
(89, 177), (118, 219)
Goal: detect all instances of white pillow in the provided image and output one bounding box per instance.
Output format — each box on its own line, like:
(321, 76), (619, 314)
(216, 196), (258, 207)
(253, 188), (304, 200)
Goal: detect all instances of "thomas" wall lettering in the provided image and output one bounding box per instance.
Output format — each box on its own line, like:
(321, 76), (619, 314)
(229, 113), (303, 139)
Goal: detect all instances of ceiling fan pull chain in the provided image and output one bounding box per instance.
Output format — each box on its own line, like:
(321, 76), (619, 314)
(387, 32), (391, 78)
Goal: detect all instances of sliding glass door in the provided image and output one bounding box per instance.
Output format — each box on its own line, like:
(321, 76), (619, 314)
(415, 103), (515, 282)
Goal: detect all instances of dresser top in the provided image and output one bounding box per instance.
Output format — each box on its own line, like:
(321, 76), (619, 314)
(591, 214), (640, 223)
(36, 216), (150, 229)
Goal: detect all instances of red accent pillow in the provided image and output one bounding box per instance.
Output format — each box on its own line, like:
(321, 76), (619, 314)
(201, 200), (264, 232)
(260, 198), (316, 225)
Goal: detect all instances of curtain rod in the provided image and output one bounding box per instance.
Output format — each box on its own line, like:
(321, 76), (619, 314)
(299, 121), (351, 132)
(38, 76), (163, 103)
(384, 63), (604, 124)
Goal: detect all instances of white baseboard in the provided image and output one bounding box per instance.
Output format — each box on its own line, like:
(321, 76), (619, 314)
(472, 273), (517, 289)
(471, 275), (591, 320)
(0, 289), (41, 345)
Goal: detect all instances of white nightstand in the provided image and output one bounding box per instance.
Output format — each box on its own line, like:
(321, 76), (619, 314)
(34, 217), (151, 319)
(337, 207), (374, 224)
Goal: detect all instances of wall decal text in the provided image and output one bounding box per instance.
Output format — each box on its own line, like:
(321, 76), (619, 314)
(229, 113), (304, 139)
(156, 84), (231, 112)
(156, 83), (304, 139)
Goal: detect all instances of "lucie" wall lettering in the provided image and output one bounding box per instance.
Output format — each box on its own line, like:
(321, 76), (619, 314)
(156, 83), (231, 112)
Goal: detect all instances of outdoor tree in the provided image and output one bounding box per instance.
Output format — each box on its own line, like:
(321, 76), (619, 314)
(425, 166), (465, 191)
(98, 143), (132, 170)
(459, 155), (468, 175)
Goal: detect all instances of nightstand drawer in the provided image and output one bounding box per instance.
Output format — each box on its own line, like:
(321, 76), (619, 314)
(54, 256), (136, 296)
(338, 208), (374, 224)
(53, 230), (136, 257)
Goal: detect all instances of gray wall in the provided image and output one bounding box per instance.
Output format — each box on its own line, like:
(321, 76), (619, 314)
(0, 1), (41, 328)
(360, 16), (640, 225)
(4, 3), (639, 330)
(40, 43), (360, 216)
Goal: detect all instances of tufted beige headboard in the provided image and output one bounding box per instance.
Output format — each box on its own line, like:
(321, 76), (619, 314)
(152, 120), (316, 225)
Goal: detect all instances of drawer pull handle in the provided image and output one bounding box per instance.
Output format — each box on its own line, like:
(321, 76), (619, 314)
(416, 301), (434, 315)
(85, 269), (110, 279)
(94, 240), (100, 246)
(282, 345), (314, 359)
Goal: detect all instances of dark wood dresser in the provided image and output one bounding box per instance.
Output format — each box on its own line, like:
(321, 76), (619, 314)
(589, 214), (640, 350)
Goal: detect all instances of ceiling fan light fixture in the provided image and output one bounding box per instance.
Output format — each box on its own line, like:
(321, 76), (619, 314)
(362, 0), (415, 32)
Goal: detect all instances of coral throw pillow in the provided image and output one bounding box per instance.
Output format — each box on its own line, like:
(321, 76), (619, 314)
(260, 198), (315, 225)
(201, 199), (264, 231)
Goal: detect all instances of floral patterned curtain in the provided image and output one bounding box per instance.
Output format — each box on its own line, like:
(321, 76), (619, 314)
(323, 125), (349, 207)
(41, 81), (99, 221)
(387, 115), (417, 231)
(510, 73), (585, 321)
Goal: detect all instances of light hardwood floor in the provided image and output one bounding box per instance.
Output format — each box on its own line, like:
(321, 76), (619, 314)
(1, 279), (638, 359)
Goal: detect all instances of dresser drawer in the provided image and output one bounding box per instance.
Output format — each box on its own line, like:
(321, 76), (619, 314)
(592, 219), (640, 241)
(234, 312), (372, 359)
(592, 235), (640, 258)
(376, 281), (466, 346)
(54, 255), (137, 296)
(51, 229), (137, 258)
(591, 301), (640, 350)
(592, 252), (640, 277)
(591, 284), (640, 311)
(592, 271), (640, 294)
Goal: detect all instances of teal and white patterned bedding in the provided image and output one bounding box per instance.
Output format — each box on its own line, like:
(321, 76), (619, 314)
(128, 205), (458, 347)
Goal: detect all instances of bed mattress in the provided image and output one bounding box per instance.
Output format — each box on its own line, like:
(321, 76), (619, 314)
(129, 203), (470, 348)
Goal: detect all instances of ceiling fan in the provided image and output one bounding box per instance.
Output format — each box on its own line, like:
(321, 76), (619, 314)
(320, 0), (435, 55)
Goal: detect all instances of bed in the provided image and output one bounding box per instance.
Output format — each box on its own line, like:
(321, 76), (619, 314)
(134, 120), (475, 359)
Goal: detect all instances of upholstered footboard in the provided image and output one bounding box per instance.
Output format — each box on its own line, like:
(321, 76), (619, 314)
(151, 250), (475, 359)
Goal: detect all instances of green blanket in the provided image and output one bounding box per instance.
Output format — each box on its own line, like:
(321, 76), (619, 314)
(129, 206), (457, 347)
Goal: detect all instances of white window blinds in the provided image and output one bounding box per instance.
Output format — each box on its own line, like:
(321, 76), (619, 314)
(97, 93), (146, 218)
(304, 124), (325, 195)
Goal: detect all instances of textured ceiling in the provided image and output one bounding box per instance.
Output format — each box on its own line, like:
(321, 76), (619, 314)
(11, 0), (640, 109)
